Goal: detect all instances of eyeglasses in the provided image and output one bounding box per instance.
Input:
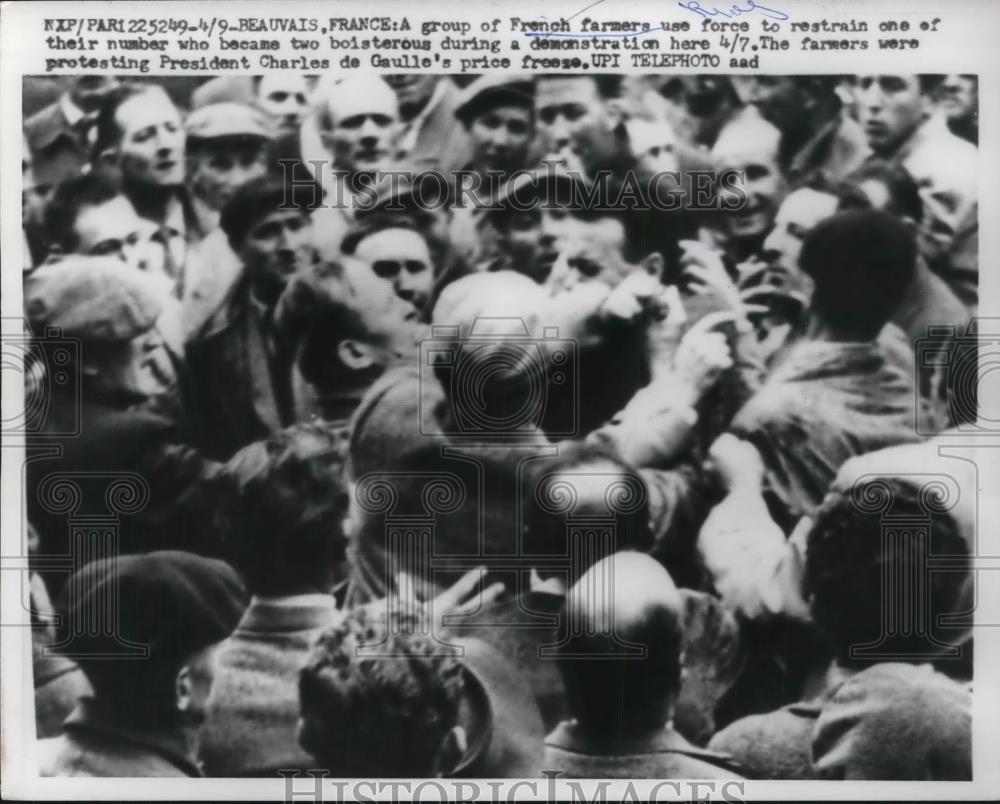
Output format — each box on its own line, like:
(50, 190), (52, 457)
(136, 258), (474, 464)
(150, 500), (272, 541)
(372, 259), (428, 279)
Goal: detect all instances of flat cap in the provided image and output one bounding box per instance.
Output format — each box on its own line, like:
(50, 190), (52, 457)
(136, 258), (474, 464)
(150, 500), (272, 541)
(455, 74), (534, 124)
(186, 102), (274, 141)
(24, 255), (165, 343)
(55, 551), (248, 668)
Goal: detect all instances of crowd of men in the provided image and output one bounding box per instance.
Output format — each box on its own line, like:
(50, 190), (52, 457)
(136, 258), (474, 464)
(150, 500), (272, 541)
(22, 71), (978, 780)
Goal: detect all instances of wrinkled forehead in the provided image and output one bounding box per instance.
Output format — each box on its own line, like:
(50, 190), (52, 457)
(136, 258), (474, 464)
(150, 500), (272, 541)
(354, 227), (430, 260)
(713, 120), (781, 169)
(536, 76), (600, 110)
(115, 87), (181, 133)
(326, 77), (399, 123)
(777, 187), (839, 227)
(257, 74), (308, 98)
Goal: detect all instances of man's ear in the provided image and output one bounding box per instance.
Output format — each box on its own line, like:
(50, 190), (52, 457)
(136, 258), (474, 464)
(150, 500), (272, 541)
(434, 725), (468, 777)
(641, 251), (665, 278)
(175, 665), (193, 715)
(337, 339), (376, 371)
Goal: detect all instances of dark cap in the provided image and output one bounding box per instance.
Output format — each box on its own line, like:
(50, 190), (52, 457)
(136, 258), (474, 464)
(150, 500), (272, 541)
(455, 74), (535, 125)
(55, 551), (248, 669)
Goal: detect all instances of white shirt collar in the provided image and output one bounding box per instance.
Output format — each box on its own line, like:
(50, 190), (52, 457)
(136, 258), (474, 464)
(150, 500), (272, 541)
(60, 93), (86, 127)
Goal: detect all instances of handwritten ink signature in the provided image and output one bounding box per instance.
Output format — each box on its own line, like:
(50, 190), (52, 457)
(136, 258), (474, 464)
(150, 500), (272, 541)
(678, 0), (790, 22)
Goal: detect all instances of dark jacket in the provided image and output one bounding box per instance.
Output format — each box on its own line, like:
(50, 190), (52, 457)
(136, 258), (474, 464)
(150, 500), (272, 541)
(27, 399), (224, 599)
(544, 720), (744, 779)
(24, 99), (88, 190)
(199, 596), (341, 777)
(184, 277), (296, 460)
(38, 698), (202, 777)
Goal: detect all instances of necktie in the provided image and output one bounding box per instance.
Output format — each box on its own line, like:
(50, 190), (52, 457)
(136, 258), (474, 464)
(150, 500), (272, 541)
(153, 225), (183, 299)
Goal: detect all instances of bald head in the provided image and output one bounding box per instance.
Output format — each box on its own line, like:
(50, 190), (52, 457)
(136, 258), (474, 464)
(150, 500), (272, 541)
(558, 552), (685, 732)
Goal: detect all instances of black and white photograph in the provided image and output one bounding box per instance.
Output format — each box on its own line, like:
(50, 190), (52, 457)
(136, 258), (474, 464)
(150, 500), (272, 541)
(2, 0), (997, 799)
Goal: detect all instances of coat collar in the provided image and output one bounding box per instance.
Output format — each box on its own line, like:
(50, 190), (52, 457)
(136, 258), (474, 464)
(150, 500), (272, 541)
(545, 719), (694, 757)
(63, 697), (203, 777)
(235, 595), (341, 634)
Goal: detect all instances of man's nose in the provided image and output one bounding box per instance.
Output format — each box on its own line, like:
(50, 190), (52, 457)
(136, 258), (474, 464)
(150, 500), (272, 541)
(548, 117), (571, 148)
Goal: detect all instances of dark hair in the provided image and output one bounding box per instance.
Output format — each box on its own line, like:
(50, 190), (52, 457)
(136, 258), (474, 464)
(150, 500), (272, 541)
(846, 159), (924, 223)
(298, 606), (464, 776)
(276, 265), (384, 395)
(219, 174), (320, 250)
(91, 83), (168, 163)
(556, 572), (683, 730)
(216, 423), (349, 596)
(44, 170), (124, 253)
(522, 441), (653, 581)
(799, 209), (916, 339)
(806, 476), (970, 668)
(341, 211), (426, 255)
(537, 73), (623, 101)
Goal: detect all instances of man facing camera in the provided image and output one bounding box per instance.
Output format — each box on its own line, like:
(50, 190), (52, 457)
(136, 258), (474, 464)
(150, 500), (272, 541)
(184, 175), (320, 460)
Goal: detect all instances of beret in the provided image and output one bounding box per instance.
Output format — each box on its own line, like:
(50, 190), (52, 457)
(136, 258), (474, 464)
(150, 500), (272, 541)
(186, 102), (273, 142)
(341, 209), (427, 255)
(24, 255), (164, 343)
(454, 74), (534, 124)
(799, 209), (915, 283)
(55, 551), (248, 669)
(812, 663), (972, 780)
(220, 174), (321, 246)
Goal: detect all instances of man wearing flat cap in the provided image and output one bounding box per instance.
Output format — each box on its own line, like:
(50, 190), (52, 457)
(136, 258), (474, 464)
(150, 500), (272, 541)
(37, 551), (248, 777)
(24, 256), (225, 596)
(455, 74), (535, 182)
(184, 174), (320, 460)
(183, 102), (275, 336)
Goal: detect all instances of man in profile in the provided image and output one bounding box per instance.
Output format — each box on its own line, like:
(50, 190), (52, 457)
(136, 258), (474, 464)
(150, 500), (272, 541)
(38, 552), (247, 777)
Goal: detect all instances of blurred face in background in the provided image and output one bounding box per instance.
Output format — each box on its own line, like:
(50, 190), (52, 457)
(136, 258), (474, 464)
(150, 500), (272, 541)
(714, 117), (786, 242)
(384, 74), (438, 120)
(469, 104), (534, 174)
(857, 75), (927, 156)
(189, 136), (270, 211)
(255, 75), (309, 135)
(676, 75), (733, 117)
(114, 87), (186, 186)
(68, 75), (119, 114)
(937, 75), (977, 126)
(536, 77), (620, 175)
(731, 76), (812, 136)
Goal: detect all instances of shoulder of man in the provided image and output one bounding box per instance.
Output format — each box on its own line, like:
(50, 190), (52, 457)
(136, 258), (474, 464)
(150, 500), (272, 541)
(708, 704), (820, 780)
